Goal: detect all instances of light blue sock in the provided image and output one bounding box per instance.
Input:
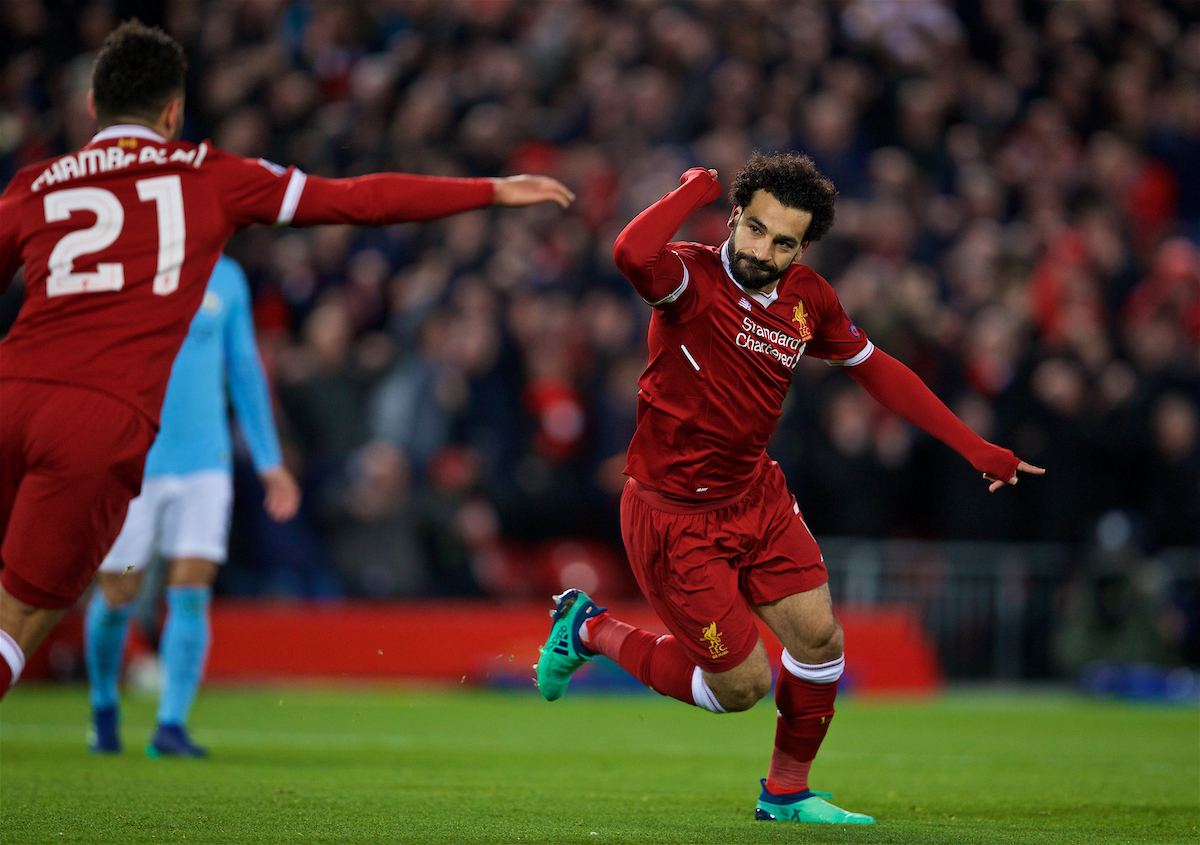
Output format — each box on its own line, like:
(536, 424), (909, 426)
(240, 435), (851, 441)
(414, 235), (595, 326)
(157, 585), (211, 727)
(85, 591), (134, 710)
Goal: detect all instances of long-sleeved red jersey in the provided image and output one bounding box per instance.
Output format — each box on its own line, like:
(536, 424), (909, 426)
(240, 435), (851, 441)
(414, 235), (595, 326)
(614, 168), (1020, 504)
(0, 124), (494, 424)
(614, 170), (870, 503)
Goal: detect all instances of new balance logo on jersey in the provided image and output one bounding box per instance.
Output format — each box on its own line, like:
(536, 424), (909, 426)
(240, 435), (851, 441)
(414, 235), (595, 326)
(739, 297), (753, 311)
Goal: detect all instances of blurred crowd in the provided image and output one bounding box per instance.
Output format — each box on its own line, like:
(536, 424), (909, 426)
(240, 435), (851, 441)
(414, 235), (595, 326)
(3, 0), (1198, 602)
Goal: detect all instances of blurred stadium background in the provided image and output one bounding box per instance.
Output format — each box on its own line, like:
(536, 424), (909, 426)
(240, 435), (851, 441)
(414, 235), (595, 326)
(1, 0), (1198, 696)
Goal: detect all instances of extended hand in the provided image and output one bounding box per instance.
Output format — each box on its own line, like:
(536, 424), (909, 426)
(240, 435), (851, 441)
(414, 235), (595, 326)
(260, 466), (302, 522)
(491, 175), (576, 208)
(983, 460), (1045, 493)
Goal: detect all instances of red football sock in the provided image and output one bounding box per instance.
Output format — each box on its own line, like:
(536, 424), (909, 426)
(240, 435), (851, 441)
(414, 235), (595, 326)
(585, 614), (695, 705)
(0, 660), (11, 701)
(582, 612), (635, 660)
(766, 668), (838, 794)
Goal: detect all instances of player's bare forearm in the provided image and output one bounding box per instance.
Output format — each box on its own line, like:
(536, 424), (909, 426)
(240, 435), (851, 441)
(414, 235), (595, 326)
(490, 175), (575, 208)
(845, 348), (1043, 490)
(613, 168), (722, 302)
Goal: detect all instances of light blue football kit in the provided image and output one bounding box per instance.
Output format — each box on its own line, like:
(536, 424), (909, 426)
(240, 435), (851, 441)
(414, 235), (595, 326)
(86, 256), (283, 747)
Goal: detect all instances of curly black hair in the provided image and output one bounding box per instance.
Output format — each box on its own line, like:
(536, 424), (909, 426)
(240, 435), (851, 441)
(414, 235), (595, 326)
(92, 20), (187, 124)
(729, 151), (838, 245)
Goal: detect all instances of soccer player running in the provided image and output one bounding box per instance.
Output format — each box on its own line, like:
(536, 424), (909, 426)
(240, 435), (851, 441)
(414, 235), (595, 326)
(537, 154), (1042, 825)
(0, 20), (573, 701)
(85, 255), (299, 757)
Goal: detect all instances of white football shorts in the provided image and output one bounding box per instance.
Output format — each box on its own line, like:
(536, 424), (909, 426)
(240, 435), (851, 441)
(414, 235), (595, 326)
(99, 470), (234, 572)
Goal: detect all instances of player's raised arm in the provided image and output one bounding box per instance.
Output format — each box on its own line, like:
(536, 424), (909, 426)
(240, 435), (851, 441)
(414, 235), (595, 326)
(287, 171), (573, 228)
(843, 347), (1045, 491)
(613, 167), (722, 306)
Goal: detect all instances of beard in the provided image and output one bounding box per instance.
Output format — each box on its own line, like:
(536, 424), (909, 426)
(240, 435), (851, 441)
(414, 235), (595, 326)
(726, 241), (785, 290)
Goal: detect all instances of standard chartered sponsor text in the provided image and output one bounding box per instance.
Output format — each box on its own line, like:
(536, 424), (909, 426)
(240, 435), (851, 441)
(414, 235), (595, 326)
(734, 316), (806, 368)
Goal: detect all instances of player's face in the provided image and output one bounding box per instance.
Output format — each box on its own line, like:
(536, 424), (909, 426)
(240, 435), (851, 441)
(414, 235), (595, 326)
(726, 190), (812, 291)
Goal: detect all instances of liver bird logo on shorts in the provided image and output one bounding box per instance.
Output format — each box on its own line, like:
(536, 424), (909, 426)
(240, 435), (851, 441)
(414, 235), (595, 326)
(791, 300), (814, 342)
(702, 622), (729, 659)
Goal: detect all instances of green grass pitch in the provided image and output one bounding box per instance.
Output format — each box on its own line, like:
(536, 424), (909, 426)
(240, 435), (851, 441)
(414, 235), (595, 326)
(1, 684), (1196, 844)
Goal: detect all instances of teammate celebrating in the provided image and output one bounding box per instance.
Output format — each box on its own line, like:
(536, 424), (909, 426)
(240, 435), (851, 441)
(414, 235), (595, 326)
(86, 255), (298, 758)
(0, 20), (573, 700)
(537, 154), (1042, 825)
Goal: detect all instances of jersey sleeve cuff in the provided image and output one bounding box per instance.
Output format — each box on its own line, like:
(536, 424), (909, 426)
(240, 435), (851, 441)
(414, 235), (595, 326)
(276, 169), (308, 225)
(641, 252), (689, 307)
(823, 340), (875, 367)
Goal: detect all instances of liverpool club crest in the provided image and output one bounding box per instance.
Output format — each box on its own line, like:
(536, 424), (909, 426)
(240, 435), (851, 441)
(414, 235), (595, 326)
(792, 300), (814, 342)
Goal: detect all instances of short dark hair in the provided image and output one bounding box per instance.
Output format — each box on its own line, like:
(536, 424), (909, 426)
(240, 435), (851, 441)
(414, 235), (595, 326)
(92, 20), (186, 124)
(729, 151), (838, 245)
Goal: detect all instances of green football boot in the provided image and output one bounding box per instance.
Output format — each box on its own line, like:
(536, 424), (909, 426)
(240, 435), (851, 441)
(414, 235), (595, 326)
(755, 780), (875, 824)
(536, 589), (606, 701)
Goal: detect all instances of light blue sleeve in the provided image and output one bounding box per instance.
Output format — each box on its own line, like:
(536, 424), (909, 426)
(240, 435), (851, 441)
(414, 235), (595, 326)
(223, 260), (283, 473)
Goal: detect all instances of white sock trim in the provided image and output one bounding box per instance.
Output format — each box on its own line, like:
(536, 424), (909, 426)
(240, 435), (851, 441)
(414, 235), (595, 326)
(690, 666), (727, 713)
(781, 649), (844, 683)
(0, 630), (26, 686)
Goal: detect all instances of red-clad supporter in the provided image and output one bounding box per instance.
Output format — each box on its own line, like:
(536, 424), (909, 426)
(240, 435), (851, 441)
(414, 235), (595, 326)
(0, 21), (574, 699)
(1122, 238), (1200, 344)
(535, 154), (1043, 825)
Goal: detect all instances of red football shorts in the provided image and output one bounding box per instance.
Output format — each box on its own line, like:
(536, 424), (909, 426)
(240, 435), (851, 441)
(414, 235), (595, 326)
(620, 461), (828, 673)
(0, 379), (156, 609)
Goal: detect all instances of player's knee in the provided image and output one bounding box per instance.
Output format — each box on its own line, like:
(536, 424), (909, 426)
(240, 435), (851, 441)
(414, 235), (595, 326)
(714, 669), (772, 712)
(803, 617), (844, 663)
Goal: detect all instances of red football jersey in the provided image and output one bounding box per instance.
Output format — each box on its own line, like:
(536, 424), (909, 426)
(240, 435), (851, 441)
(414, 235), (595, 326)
(0, 124), (493, 423)
(621, 237), (871, 503)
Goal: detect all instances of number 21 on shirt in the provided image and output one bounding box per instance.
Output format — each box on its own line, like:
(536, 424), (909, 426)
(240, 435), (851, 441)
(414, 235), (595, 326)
(43, 174), (185, 298)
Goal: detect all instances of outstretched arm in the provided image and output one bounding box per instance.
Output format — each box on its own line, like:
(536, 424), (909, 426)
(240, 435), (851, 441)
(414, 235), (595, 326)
(844, 348), (1044, 491)
(613, 167), (722, 305)
(290, 172), (573, 227)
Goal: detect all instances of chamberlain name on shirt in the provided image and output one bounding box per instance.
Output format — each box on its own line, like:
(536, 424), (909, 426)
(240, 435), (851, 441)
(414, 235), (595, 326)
(735, 315), (806, 368)
(30, 142), (210, 192)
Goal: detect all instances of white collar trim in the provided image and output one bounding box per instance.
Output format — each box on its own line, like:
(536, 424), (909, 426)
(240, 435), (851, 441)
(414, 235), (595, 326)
(720, 240), (778, 308)
(91, 124), (166, 144)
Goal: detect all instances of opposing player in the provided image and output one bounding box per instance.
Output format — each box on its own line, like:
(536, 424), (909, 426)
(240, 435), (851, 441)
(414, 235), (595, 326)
(536, 154), (1042, 824)
(85, 255), (298, 757)
(0, 20), (574, 700)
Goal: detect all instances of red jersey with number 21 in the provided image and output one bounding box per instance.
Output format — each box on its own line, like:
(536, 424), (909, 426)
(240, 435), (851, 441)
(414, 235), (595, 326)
(0, 125), (305, 423)
(0, 123), (495, 425)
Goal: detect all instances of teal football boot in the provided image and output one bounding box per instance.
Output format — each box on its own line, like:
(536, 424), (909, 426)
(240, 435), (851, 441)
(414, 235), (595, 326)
(755, 780), (875, 824)
(536, 589), (606, 701)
